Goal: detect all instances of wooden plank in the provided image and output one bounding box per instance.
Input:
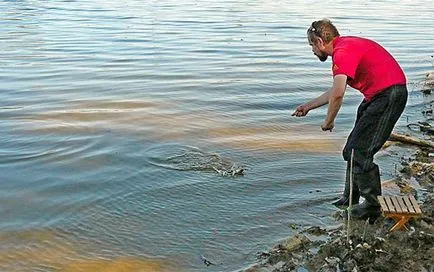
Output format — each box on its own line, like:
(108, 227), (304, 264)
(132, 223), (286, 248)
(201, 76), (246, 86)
(384, 196), (396, 212)
(409, 195), (422, 214)
(377, 196), (389, 211)
(391, 196), (403, 213)
(403, 196), (416, 213)
(382, 196), (393, 212)
(397, 196), (409, 213)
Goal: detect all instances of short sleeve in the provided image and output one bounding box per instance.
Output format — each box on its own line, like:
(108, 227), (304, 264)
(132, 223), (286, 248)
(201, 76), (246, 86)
(332, 49), (359, 79)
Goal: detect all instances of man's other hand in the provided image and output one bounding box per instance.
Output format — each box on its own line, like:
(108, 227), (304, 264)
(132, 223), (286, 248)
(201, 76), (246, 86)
(321, 121), (334, 132)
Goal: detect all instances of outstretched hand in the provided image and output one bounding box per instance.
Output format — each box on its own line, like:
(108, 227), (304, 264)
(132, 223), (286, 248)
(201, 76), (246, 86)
(292, 105), (309, 117)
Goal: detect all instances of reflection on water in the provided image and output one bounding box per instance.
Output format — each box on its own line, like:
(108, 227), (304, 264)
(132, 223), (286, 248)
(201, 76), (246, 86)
(0, 229), (177, 272)
(17, 98), (345, 153)
(207, 125), (345, 152)
(62, 258), (173, 272)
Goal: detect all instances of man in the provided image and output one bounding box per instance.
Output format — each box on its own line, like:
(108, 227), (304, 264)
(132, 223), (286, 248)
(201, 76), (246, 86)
(292, 19), (407, 220)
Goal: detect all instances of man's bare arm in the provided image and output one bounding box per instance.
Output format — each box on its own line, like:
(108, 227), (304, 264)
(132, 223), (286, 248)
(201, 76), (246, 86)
(292, 88), (331, 117)
(321, 74), (347, 131)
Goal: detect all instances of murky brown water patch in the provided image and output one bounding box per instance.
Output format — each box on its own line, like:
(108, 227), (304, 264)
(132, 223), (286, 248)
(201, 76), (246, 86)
(0, 229), (77, 271)
(17, 99), (214, 136)
(17, 98), (344, 153)
(207, 125), (345, 153)
(70, 100), (160, 111)
(61, 257), (175, 272)
(0, 229), (178, 272)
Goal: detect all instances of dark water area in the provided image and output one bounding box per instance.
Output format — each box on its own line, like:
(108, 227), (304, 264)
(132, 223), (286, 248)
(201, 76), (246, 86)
(0, 1), (433, 271)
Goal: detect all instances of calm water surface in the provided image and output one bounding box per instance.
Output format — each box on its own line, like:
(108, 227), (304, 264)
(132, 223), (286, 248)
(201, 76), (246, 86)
(1, 1), (433, 271)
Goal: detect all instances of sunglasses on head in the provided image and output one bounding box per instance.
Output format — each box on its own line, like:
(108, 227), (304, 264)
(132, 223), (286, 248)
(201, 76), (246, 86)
(308, 22), (320, 36)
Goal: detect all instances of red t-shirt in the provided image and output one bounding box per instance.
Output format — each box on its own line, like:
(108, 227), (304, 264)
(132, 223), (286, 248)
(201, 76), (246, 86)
(332, 36), (406, 101)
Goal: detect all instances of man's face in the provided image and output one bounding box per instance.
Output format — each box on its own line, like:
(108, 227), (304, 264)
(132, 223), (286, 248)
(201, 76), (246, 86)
(309, 37), (328, 62)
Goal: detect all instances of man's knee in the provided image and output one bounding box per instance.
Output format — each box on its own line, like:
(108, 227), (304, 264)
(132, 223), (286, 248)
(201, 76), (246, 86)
(342, 149), (375, 173)
(342, 147), (351, 162)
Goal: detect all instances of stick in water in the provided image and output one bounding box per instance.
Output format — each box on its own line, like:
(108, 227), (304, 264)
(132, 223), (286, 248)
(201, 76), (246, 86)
(347, 149), (355, 244)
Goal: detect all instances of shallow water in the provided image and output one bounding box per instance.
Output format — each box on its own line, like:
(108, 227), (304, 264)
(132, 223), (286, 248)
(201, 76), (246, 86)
(1, 1), (433, 271)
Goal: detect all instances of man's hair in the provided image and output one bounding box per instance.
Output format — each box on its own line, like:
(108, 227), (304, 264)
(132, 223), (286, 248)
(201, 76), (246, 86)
(307, 19), (340, 44)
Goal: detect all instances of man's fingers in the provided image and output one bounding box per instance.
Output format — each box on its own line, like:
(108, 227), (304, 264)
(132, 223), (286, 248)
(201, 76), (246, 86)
(321, 125), (331, 131)
(292, 108), (308, 117)
(321, 127), (333, 132)
(292, 111), (301, 117)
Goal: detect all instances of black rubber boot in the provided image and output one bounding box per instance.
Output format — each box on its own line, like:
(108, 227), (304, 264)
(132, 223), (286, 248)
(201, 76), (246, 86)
(350, 165), (381, 221)
(332, 164), (360, 207)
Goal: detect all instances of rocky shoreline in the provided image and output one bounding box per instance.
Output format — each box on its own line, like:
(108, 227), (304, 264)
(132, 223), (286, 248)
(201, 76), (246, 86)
(245, 77), (433, 272)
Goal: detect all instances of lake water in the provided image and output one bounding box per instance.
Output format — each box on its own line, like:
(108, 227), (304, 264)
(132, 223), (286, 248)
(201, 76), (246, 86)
(0, 0), (433, 271)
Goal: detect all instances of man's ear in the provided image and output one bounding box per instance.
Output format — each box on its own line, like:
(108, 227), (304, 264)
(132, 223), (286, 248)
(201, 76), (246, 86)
(316, 37), (326, 49)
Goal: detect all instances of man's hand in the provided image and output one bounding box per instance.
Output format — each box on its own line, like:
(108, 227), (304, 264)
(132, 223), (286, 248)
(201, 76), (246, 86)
(321, 121), (334, 132)
(292, 104), (310, 117)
